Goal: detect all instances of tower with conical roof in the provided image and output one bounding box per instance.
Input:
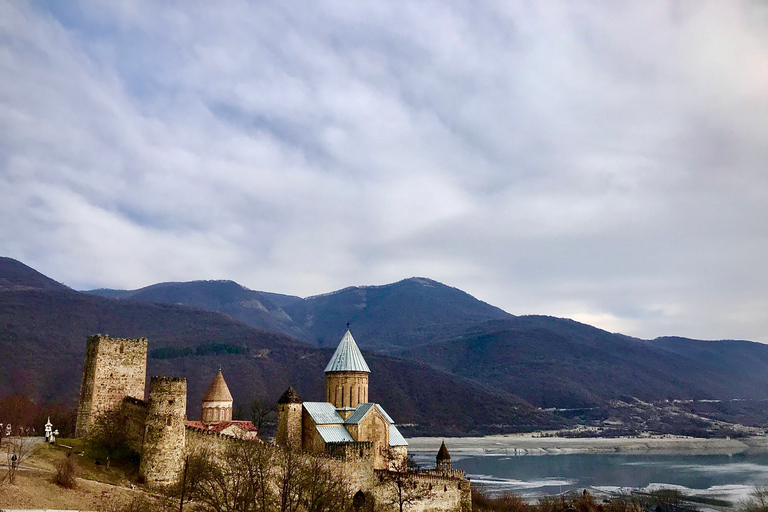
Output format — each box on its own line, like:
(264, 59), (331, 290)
(325, 327), (370, 412)
(201, 369), (233, 423)
(436, 440), (451, 471)
(276, 386), (303, 451)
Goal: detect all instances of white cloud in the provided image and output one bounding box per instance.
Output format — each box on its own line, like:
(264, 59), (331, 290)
(2, 0), (768, 341)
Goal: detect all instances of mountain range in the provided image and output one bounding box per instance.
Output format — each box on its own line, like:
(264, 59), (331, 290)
(4, 255), (768, 435)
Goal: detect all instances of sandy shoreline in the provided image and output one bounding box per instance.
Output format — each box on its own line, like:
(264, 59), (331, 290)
(406, 434), (768, 456)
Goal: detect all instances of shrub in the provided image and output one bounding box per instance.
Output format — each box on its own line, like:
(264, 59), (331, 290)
(55, 455), (79, 489)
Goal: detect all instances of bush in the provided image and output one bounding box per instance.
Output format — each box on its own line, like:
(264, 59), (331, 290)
(55, 455), (79, 489)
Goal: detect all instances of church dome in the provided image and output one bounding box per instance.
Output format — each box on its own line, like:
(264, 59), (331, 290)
(324, 329), (370, 373)
(203, 370), (233, 402)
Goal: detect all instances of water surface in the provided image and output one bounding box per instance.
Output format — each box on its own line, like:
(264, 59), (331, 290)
(411, 451), (768, 503)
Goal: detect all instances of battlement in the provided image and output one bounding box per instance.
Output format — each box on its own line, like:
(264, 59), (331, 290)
(150, 376), (186, 383)
(326, 441), (374, 461)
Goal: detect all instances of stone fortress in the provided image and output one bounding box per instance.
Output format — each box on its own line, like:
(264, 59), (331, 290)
(75, 330), (471, 511)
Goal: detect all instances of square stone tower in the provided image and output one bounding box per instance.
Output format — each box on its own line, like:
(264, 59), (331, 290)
(75, 334), (148, 437)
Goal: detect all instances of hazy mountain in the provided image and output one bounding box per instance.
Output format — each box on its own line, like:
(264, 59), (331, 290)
(88, 281), (310, 341)
(283, 277), (513, 351)
(399, 317), (768, 409)
(1, 258), (552, 435)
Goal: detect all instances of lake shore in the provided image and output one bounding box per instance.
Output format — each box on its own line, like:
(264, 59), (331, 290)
(407, 434), (768, 456)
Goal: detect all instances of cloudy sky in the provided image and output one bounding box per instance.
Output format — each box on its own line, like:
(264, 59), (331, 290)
(2, 1), (768, 342)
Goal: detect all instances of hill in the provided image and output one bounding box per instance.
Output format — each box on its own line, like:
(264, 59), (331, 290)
(88, 277), (512, 352)
(0, 256), (71, 292)
(399, 317), (768, 409)
(88, 280), (309, 341)
(0, 258), (553, 435)
(282, 277), (513, 351)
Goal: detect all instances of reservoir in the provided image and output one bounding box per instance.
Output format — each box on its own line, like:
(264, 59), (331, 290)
(410, 450), (768, 504)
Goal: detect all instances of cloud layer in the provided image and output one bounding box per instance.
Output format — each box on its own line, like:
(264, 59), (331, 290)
(2, 1), (768, 341)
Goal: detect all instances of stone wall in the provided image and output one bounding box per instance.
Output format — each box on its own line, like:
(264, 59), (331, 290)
(121, 396), (148, 453)
(75, 335), (148, 438)
(301, 409), (327, 453)
(373, 470), (472, 512)
(139, 376), (187, 488)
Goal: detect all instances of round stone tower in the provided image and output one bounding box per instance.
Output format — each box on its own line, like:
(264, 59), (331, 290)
(139, 376), (187, 488)
(436, 440), (451, 471)
(325, 328), (371, 411)
(276, 386), (303, 451)
(201, 369), (233, 423)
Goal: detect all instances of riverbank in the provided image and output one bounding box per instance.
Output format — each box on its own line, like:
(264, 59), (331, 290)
(407, 434), (768, 456)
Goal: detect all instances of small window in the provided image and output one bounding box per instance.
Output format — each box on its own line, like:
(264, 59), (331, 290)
(166, 417), (172, 426)
(169, 399), (174, 405)
(119, 344), (124, 354)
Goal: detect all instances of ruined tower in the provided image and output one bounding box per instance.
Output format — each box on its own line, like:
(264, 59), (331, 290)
(325, 329), (370, 414)
(75, 335), (148, 438)
(201, 370), (233, 423)
(276, 386), (303, 451)
(139, 376), (187, 488)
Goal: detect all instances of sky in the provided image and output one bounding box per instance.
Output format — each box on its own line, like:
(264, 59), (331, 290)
(1, 1), (768, 342)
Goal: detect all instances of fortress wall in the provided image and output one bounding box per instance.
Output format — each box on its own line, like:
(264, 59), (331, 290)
(373, 470), (472, 512)
(120, 397), (148, 453)
(75, 335), (148, 437)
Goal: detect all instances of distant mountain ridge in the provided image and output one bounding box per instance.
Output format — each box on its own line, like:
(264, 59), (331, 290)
(6, 256), (768, 433)
(87, 276), (512, 351)
(0, 257), (551, 435)
(88, 280), (310, 341)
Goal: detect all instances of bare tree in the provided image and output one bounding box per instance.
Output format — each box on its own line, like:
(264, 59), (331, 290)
(186, 440), (277, 512)
(249, 398), (276, 434)
(378, 452), (425, 512)
(741, 487), (768, 512)
(298, 454), (350, 512)
(90, 409), (130, 469)
(2, 424), (35, 485)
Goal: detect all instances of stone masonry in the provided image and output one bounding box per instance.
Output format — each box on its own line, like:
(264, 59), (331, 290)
(138, 376), (187, 486)
(75, 335), (148, 438)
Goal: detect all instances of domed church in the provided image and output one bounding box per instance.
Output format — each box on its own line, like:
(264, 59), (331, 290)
(276, 328), (408, 469)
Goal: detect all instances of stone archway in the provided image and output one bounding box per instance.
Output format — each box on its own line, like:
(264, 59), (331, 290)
(352, 490), (367, 510)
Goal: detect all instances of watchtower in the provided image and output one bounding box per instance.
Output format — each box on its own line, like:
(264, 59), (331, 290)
(139, 376), (187, 488)
(276, 386), (303, 451)
(75, 335), (148, 438)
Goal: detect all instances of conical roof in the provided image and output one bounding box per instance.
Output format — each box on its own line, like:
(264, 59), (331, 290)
(324, 329), (370, 373)
(278, 386), (303, 404)
(436, 440), (451, 461)
(203, 370), (233, 402)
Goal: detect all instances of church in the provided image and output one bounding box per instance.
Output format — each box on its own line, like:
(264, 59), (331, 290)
(276, 328), (408, 469)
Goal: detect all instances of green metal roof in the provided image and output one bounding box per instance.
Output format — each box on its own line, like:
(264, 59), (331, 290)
(316, 425), (354, 443)
(324, 329), (371, 373)
(303, 402), (344, 425)
(345, 403), (395, 425)
(389, 424), (408, 447)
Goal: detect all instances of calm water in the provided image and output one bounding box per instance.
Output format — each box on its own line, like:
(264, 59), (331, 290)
(411, 452), (768, 503)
